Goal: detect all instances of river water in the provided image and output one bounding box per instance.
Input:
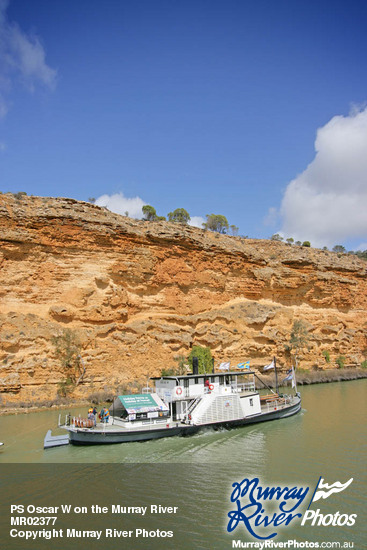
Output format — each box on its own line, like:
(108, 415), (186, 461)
(0, 380), (366, 549)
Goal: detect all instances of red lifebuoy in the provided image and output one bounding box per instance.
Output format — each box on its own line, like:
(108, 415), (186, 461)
(176, 386), (183, 395)
(209, 384), (214, 391)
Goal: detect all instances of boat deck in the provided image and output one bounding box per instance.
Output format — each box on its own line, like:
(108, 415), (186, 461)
(67, 419), (187, 434)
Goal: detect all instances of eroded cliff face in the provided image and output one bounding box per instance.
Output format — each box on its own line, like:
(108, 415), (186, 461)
(0, 193), (366, 404)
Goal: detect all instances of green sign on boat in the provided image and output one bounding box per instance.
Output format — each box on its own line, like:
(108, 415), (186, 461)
(118, 394), (158, 409)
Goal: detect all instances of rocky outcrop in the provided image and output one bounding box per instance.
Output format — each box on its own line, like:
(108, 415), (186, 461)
(0, 193), (366, 405)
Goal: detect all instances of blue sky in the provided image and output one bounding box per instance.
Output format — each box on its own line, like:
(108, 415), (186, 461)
(1, 0), (367, 250)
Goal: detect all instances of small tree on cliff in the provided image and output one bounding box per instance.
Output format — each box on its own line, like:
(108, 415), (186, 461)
(285, 320), (311, 370)
(332, 245), (346, 254)
(271, 233), (283, 241)
(142, 205), (157, 221)
(203, 214), (229, 234)
(167, 208), (190, 224)
(188, 345), (213, 374)
(52, 329), (85, 392)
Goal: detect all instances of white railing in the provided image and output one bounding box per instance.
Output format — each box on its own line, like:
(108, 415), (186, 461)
(231, 382), (255, 393)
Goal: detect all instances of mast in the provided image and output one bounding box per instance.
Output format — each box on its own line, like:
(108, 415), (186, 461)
(292, 365), (298, 394)
(274, 356), (279, 396)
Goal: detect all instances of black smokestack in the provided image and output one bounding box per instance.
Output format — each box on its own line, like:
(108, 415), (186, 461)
(192, 356), (199, 375)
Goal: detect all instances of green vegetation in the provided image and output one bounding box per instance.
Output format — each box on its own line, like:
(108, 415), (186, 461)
(142, 205), (166, 221)
(336, 355), (346, 369)
(322, 350), (331, 363)
(187, 345), (213, 374)
(302, 241), (311, 247)
(271, 233), (283, 241)
(52, 329), (85, 393)
(361, 360), (367, 369)
(160, 355), (188, 376)
(14, 191), (28, 200)
(57, 377), (75, 397)
(142, 205), (157, 221)
(160, 367), (178, 376)
(353, 250), (367, 261)
(286, 237), (294, 245)
(285, 319), (311, 370)
(203, 214), (229, 234)
(230, 225), (239, 236)
(332, 245), (346, 253)
(167, 208), (190, 224)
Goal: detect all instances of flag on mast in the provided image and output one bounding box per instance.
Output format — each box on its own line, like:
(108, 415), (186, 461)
(283, 370), (293, 382)
(263, 360), (275, 370)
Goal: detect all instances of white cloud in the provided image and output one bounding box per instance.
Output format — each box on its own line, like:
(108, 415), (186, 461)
(0, 0), (57, 117)
(95, 192), (147, 219)
(189, 216), (205, 229)
(280, 107), (367, 248)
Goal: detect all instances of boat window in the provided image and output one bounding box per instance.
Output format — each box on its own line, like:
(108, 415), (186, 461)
(210, 376), (215, 383)
(249, 398), (253, 406)
(194, 378), (199, 384)
(219, 377), (224, 385)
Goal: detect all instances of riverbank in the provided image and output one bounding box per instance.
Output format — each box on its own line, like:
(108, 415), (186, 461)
(256, 367), (367, 389)
(0, 368), (366, 416)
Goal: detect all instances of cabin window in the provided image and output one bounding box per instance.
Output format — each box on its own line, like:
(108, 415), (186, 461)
(219, 377), (224, 385)
(210, 376), (215, 383)
(249, 399), (253, 406)
(195, 378), (199, 384)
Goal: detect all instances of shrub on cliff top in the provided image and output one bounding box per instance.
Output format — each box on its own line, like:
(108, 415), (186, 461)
(203, 214), (229, 234)
(167, 208), (190, 224)
(142, 204), (157, 221)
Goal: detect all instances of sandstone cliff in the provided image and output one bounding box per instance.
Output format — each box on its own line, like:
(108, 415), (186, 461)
(0, 193), (366, 405)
